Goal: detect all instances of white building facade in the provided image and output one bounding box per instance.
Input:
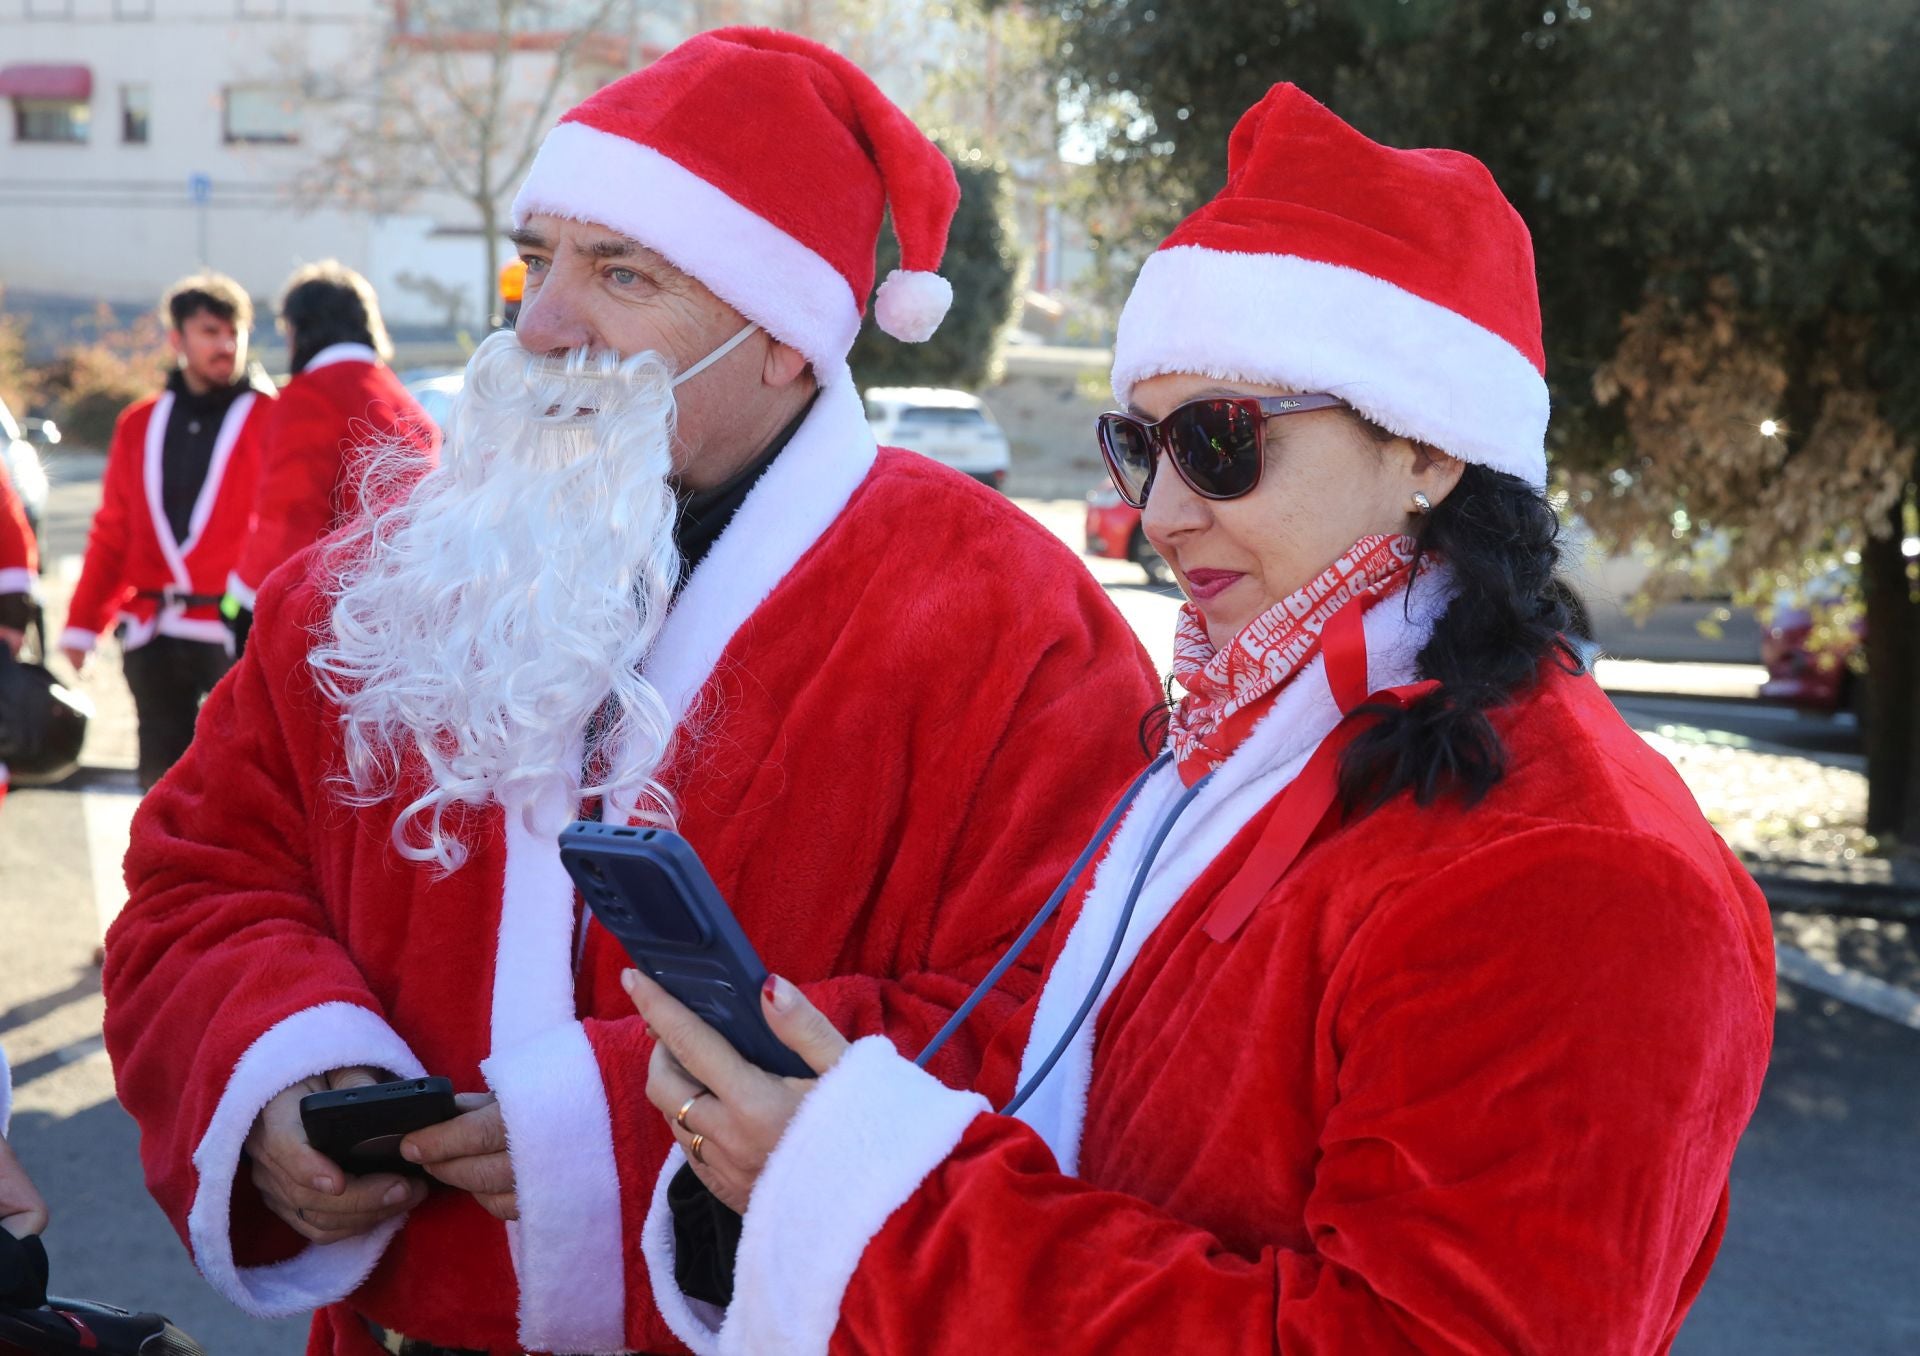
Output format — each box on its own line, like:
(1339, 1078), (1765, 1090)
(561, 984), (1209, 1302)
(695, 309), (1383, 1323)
(0, 0), (693, 330)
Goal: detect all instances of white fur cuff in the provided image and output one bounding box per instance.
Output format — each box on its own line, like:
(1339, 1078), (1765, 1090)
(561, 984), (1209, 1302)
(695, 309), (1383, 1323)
(0, 567), (34, 595)
(481, 1021), (627, 1354)
(186, 1002), (425, 1317)
(721, 1036), (990, 1356)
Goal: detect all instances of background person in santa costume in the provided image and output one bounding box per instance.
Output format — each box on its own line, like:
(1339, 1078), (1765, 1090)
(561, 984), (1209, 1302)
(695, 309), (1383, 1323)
(628, 83), (1777, 1356)
(0, 469), (40, 806)
(222, 260), (436, 653)
(60, 272), (274, 790)
(100, 27), (1159, 1356)
(0, 467), (35, 661)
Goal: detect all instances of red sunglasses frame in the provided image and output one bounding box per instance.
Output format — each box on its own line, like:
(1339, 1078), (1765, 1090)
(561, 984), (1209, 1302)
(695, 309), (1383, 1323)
(1097, 393), (1348, 509)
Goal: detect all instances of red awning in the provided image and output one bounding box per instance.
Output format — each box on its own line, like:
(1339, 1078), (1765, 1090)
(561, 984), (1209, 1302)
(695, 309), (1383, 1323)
(0, 64), (92, 101)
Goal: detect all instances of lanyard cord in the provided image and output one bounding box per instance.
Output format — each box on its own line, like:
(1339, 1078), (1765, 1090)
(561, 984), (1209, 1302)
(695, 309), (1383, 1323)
(1000, 767), (1214, 1116)
(915, 752), (1172, 1071)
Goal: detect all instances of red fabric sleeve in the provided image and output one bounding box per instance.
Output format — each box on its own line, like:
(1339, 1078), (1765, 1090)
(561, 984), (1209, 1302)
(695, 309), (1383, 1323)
(832, 826), (1773, 1356)
(100, 565), (396, 1268)
(0, 471), (36, 579)
(63, 407), (144, 639)
(233, 382), (347, 596)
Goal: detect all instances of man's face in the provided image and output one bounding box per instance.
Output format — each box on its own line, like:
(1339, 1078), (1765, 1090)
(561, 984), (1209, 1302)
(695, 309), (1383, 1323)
(170, 311), (244, 391)
(510, 214), (809, 489)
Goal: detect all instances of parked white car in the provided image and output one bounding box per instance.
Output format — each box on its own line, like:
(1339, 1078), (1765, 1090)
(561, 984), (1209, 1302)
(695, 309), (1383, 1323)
(864, 387), (1011, 490)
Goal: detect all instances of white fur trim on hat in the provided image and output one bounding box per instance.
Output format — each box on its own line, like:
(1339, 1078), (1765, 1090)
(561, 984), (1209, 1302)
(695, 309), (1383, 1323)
(1112, 245), (1550, 488)
(874, 269), (952, 343)
(513, 122), (861, 383)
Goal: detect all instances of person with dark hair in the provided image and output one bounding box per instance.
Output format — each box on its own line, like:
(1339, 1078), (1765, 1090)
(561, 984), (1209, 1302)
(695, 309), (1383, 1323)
(223, 260), (434, 646)
(61, 271), (274, 789)
(625, 85), (1777, 1355)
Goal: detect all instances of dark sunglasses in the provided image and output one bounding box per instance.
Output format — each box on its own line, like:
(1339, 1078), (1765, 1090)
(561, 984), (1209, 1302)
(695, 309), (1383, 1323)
(1097, 393), (1348, 509)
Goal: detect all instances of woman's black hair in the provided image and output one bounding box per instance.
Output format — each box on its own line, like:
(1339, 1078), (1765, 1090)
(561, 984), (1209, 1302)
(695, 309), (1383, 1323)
(279, 260), (392, 375)
(1137, 423), (1582, 816)
(1336, 460), (1583, 816)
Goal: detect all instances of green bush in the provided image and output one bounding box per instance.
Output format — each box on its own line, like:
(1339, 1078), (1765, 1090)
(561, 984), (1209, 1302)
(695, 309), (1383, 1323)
(848, 145), (1024, 394)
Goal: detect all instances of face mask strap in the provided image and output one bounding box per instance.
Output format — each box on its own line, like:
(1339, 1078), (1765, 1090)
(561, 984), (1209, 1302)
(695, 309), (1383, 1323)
(670, 321), (760, 389)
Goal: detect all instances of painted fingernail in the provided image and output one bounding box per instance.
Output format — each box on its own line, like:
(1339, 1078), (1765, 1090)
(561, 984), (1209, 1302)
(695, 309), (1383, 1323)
(764, 974), (792, 1011)
(383, 1182), (409, 1206)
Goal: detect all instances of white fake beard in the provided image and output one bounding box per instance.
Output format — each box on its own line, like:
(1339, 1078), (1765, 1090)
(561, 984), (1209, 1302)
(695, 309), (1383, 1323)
(310, 331), (682, 872)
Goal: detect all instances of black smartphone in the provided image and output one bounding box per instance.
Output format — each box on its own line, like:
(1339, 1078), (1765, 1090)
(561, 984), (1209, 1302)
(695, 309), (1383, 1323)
(559, 823), (812, 1079)
(299, 1076), (458, 1177)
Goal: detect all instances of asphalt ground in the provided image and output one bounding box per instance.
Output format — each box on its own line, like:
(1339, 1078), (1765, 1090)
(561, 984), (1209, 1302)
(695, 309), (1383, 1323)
(0, 463), (1914, 1353)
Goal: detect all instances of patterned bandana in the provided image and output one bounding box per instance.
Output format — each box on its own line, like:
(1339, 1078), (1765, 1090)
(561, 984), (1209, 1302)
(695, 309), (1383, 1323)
(1168, 534), (1421, 785)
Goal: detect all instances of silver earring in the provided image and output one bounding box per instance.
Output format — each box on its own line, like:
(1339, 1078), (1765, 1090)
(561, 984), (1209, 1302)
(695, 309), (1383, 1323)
(1411, 491), (1432, 515)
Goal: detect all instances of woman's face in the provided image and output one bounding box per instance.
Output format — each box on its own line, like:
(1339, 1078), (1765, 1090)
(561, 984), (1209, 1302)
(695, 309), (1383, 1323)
(1133, 373), (1462, 648)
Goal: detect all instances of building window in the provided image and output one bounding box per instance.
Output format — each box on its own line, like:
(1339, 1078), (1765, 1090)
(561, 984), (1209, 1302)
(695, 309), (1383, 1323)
(115, 0), (155, 17)
(14, 98), (90, 143)
(222, 85), (299, 144)
(121, 84), (149, 143)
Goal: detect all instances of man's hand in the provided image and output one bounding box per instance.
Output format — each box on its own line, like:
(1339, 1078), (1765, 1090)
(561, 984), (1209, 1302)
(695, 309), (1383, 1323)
(59, 646), (88, 673)
(0, 1134), (50, 1240)
(244, 1066), (427, 1245)
(401, 1094), (516, 1221)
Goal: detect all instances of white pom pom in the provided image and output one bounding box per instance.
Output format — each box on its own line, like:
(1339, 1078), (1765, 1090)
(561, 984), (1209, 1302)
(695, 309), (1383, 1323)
(874, 269), (953, 343)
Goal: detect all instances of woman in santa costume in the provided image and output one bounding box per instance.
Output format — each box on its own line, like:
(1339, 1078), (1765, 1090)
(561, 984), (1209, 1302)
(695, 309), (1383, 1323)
(629, 84), (1776, 1355)
(101, 29), (1159, 1356)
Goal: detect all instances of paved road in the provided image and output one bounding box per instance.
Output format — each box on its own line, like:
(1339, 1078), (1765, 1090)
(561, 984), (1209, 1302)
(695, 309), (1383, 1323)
(1, 463), (1914, 1353)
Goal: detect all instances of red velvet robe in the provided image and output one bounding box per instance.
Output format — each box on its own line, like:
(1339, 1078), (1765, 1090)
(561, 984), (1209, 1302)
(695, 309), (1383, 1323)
(227, 345), (437, 608)
(101, 377), (1161, 1355)
(60, 384), (272, 656)
(0, 468), (35, 598)
(647, 578), (1776, 1356)
(0, 469), (35, 798)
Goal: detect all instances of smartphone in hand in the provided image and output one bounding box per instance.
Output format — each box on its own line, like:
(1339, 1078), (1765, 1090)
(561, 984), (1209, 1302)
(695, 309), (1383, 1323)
(560, 824), (812, 1079)
(299, 1076), (458, 1177)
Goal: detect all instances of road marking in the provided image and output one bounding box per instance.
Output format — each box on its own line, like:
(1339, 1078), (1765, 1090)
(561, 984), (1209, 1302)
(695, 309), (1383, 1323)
(81, 786), (140, 940)
(1775, 941), (1920, 1031)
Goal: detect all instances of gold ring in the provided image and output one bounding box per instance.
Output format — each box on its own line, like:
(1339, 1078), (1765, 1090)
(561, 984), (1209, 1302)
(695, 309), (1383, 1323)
(676, 1090), (709, 1128)
(688, 1133), (707, 1166)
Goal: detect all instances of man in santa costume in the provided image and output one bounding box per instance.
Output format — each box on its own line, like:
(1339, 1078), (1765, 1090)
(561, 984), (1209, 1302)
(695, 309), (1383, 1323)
(61, 272), (274, 789)
(102, 27), (1159, 1356)
(223, 261), (435, 652)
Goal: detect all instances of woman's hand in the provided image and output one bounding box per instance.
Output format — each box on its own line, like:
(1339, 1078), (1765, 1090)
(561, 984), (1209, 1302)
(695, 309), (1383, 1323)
(624, 968), (849, 1213)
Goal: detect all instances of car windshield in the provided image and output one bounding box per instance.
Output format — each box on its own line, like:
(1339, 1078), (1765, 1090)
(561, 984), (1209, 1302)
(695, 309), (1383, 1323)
(898, 406), (987, 427)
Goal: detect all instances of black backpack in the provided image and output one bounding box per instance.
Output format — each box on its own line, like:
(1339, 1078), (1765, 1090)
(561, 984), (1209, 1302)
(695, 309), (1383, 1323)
(0, 611), (92, 785)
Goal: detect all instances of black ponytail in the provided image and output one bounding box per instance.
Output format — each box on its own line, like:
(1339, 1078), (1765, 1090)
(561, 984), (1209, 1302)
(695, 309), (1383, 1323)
(1337, 463), (1583, 815)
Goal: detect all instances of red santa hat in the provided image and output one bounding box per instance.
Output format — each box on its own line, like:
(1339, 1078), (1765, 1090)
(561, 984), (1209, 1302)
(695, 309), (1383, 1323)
(511, 27), (958, 383)
(1111, 84), (1550, 488)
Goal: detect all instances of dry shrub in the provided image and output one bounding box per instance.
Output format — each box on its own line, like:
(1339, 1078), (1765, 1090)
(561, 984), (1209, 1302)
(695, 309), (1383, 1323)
(43, 306), (172, 449)
(1572, 278), (1913, 611)
(0, 288), (38, 417)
